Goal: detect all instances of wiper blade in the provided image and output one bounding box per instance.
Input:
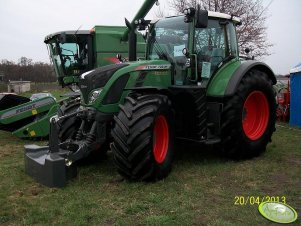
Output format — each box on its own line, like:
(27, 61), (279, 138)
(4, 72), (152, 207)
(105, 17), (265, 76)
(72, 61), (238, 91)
(150, 36), (168, 60)
(60, 47), (75, 55)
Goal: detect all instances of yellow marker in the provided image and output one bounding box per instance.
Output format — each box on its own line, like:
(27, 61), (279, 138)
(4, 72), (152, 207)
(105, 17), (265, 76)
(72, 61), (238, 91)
(32, 109), (38, 115)
(30, 130), (36, 137)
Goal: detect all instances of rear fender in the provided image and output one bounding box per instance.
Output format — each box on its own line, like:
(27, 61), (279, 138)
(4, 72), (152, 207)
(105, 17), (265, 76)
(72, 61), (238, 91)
(224, 61), (276, 96)
(207, 60), (276, 98)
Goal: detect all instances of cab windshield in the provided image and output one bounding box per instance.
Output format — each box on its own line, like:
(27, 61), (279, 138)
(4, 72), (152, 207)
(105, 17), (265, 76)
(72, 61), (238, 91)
(46, 34), (90, 84)
(48, 41), (79, 77)
(148, 16), (189, 61)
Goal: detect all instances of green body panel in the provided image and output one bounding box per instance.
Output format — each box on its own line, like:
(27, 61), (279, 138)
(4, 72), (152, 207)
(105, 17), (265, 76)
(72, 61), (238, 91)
(12, 105), (58, 138)
(85, 60), (172, 113)
(93, 26), (146, 67)
(0, 96), (72, 138)
(206, 59), (242, 97)
(0, 97), (56, 125)
(63, 76), (79, 85)
(127, 60), (172, 87)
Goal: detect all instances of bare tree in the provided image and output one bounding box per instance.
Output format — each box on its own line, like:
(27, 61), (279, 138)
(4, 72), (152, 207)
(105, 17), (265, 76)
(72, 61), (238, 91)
(163, 0), (272, 57)
(18, 56), (33, 66)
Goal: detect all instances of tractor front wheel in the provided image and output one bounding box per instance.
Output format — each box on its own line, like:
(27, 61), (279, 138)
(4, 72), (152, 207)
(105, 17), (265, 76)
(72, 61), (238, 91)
(111, 94), (174, 181)
(57, 99), (81, 142)
(221, 70), (276, 158)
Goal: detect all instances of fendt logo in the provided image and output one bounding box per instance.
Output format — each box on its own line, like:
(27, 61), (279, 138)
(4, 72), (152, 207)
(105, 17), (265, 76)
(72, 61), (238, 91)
(16, 104), (36, 114)
(136, 64), (171, 71)
(144, 65), (170, 70)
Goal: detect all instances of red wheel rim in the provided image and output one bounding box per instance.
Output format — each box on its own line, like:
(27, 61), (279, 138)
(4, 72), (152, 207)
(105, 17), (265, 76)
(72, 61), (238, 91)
(242, 91), (270, 140)
(153, 115), (169, 164)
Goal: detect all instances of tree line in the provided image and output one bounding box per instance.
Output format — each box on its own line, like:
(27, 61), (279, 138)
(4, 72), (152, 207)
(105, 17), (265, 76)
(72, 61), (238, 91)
(0, 57), (56, 83)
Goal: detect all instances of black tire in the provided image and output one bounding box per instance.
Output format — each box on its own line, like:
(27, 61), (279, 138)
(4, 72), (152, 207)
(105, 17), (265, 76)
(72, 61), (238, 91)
(111, 94), (174, 181)
(57, 99), (81, 142)
(221, 70), (276, 158)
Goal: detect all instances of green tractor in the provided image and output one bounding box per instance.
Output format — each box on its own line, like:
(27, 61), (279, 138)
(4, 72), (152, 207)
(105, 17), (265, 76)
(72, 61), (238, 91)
(25, 3), (276, 187)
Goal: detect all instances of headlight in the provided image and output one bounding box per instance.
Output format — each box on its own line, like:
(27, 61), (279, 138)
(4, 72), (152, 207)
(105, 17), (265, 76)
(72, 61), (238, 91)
(88, 89), (102, 104)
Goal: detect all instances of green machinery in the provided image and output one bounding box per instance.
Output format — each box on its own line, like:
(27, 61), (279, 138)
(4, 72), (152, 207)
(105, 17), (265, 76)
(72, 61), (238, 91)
(44, 26), (146, 88)
(0, 4), (150, 139)
(25, 2), (276, 187)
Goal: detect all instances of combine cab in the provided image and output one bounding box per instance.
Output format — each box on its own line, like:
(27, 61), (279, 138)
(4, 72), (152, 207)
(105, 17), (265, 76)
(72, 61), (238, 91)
(44, 27), (146, 88)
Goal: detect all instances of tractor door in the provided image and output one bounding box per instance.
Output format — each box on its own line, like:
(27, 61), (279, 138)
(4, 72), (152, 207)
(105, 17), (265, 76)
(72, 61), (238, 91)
(147, 16), (191, 86)
(193, 19), (238, 85)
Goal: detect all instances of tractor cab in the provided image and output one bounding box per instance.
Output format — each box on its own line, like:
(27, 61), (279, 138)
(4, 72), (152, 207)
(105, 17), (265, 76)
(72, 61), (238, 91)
(44, 31), (93, 86)
(146, 10), (240, 86)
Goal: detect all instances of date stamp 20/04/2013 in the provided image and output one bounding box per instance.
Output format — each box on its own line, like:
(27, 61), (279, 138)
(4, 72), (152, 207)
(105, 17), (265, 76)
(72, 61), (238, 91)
(234, 196), (286, 206)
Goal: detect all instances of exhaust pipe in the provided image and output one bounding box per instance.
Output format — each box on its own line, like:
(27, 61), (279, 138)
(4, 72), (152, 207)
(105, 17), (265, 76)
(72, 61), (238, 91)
(125, 18), (137, 61)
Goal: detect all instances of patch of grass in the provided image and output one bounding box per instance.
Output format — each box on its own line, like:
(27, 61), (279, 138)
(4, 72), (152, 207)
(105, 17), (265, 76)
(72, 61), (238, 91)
(0, 124), (300, 225)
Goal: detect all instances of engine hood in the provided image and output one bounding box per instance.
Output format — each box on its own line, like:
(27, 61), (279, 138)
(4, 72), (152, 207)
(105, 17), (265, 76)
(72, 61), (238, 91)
(79, 63), (129, 103)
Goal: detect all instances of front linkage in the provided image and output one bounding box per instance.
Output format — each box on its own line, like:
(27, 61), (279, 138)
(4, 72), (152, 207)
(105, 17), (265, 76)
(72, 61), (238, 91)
(24, 108), (108, 187)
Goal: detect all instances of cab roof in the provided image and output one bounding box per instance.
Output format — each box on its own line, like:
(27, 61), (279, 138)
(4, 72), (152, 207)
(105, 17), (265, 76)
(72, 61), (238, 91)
(44, 30), (90, 43)
(208, 11), (241, 23)
(151, 10), (241, 24)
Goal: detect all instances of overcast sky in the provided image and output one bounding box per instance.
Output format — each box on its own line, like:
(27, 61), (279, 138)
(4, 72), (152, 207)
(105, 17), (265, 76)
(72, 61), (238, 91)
(0, 0), (300, 74)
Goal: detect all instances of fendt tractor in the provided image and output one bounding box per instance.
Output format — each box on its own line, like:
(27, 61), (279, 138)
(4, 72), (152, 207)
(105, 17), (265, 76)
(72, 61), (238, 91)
(25, 1), (276, 187)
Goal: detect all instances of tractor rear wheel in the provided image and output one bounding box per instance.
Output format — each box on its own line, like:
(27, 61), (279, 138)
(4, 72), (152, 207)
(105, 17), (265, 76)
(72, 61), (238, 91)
(221, 70), (276, 158)
(111, 94), (174, 181)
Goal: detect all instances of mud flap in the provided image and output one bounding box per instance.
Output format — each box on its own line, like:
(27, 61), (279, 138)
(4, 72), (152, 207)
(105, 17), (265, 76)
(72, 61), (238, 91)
(24, 145), (77, 187)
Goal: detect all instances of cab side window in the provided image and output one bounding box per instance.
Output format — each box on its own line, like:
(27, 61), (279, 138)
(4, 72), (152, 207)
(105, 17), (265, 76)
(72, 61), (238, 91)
(195, 19), (227, 79)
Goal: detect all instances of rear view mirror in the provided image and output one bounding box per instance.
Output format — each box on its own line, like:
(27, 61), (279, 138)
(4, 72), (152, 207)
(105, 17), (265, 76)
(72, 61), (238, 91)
(182, 48), (189, 57)
(195, 5), (208, 28)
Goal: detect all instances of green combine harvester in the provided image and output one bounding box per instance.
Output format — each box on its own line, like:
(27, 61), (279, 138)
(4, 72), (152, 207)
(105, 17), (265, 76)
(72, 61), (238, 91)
(25, 0), (276, 187)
